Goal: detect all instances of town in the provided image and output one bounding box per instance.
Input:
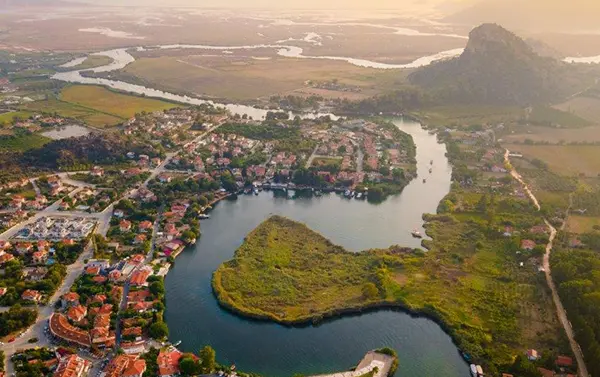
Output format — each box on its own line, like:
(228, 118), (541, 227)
(0, 104), (418, 377)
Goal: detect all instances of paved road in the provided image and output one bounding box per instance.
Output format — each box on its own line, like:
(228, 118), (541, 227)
(0, 122), (223, 373)
(0, 240), (94, 375)
(505, 149), (589, 377)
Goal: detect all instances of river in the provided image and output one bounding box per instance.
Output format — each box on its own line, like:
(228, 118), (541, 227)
(54, 49), (469, 376)
(164, 118), (468, 377)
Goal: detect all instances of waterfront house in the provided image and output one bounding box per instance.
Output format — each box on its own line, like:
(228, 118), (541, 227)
(157, 347), (184, 377)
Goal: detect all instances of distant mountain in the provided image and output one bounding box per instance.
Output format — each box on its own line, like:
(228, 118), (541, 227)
(408, 23), (570, 106)
(445, 0), (600, 32)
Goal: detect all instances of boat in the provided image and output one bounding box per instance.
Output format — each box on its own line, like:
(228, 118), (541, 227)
(253, 188), (259, 195)
(314, 190), (322, 197)
(411, 229), (422, 238)
(423, 178), (427, 183)
(198, 214), (210, 219)
(243, 187), (252, 194)
(344, 189), (352, 198)
(355, 192), (363, 199)
(429, 168), (432, 174)
(430, 159), (433, 165)
(470, 364), (478, 377)
(173, 340), (182, 347)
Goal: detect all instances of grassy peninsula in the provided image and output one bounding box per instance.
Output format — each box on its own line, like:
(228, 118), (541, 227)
(214, 197), (562, 374)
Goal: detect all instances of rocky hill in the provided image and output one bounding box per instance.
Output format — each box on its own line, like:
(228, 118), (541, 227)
(409, 23), (570, 106)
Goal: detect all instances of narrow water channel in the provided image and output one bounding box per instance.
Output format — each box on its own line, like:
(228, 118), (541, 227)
(164, 118), (469, 377)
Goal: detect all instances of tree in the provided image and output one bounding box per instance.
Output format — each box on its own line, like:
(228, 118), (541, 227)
(199, 346), (216, 373)
(149, 281), (165, 297)
(362, 282), (379, 299)
(148, 321), (169, 339)
(179, 357), (199, 376)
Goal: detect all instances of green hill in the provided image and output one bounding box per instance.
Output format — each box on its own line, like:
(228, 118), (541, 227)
(409, 24), (573, 106)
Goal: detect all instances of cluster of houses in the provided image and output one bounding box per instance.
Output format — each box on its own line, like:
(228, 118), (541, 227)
(15, 217), (96, 241)
(48, 254), (159, 352)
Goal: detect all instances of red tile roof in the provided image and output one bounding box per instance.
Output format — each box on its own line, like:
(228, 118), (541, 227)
(53, 355), (91, 377)
(67, 305), (87, 322)
(556, 355), (573, 367)
(49, 313), (91, 347)
(157, 348), (183, 377)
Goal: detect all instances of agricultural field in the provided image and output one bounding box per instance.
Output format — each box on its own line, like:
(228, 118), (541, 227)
(528, 105), (592, 128)
(505, 144), (600, 177)
(20, 97), (123, 128)
(553, 96), (600, 125)
(501, 125), (600, 144)
(121, 56), (400, 101)
(0, 111), (35, 126)
(566, 215), (600, 234)
(413, 105), (524, 128)
(60, 85), (177, 120)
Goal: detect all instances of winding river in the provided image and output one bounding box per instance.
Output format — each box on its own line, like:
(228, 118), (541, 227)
(54, 49), (469, 376)
(163, 118), (466, 377)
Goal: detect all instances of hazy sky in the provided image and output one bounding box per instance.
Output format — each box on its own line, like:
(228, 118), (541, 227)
(71, 0), (471, 10)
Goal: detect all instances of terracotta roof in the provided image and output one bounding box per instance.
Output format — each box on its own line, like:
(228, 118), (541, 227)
(49, 313), (91, 347)
(103, 356), (141, 377)
(53, 355), (90, 377)
(67, 305), (87, 322)
(556, 355), (573, 367)
(92, 276), (107, 284)
(130, 268), (151, 286)
(122, 327), (142, 337)
(63, 292), (80, 302)
(22, 289), (42, 301)
(157, 348), (183, 377)
(123, 359), (146, 377)
(521, 239), (536, 250)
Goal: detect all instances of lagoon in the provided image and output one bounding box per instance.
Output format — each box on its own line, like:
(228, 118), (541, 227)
(164, 119), (468, 377)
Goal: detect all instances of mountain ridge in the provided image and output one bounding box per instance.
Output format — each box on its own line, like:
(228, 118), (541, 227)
(408, 23), (569, 106)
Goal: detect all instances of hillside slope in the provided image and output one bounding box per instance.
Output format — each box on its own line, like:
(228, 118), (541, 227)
(409, 24), (571, 106)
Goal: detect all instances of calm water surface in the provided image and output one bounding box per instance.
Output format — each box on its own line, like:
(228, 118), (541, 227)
(42, 125), (91, 140)
(165, 119), (469, 377)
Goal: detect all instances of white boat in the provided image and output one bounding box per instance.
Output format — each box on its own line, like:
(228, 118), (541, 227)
(199, 214), (210, 219)
(411, 229), (422, 238)
(173, 340), (182, 347)
(470, 364), (477, 377)
(355, 192), (362, 199)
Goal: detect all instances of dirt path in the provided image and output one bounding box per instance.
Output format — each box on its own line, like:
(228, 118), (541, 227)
(505, 149), (589, 377)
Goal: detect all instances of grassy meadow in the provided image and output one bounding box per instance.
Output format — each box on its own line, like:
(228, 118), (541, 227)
(121, 56), (400, 101)
(0, 133), (51, 152)
(413, 105), (524, 128)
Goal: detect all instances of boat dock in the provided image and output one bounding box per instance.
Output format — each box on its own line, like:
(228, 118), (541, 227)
(307, 351), (395, 377)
